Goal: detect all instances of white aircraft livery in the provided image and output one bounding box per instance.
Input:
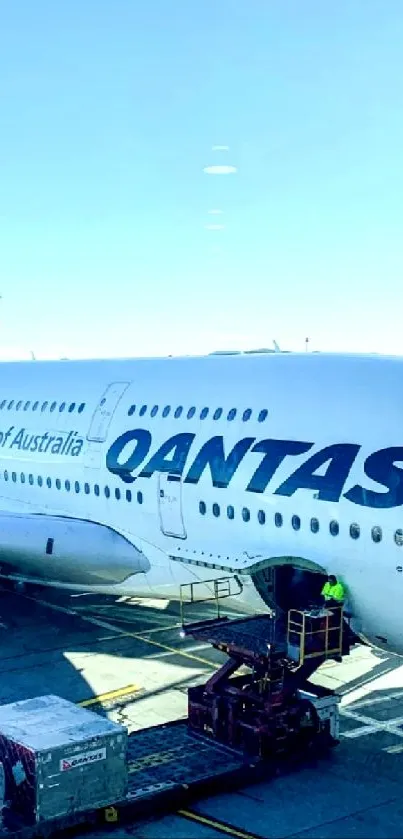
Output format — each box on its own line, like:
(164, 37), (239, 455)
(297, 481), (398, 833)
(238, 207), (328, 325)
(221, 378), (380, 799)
(0, 351), (401, 653)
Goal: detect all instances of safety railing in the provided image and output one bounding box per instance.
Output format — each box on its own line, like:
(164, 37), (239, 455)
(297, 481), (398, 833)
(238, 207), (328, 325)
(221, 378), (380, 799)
(286, 606), (344, 666)
(179, 576), (243, 626)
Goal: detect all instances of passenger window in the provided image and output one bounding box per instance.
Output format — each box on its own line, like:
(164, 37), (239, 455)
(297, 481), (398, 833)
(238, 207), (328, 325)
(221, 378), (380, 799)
(329, 520), (339, 536)
(65, 480), (71, 491)
(0, 400), (5, 409)
(94, 484), (100, 496)
(28, 474), (34, 485)
(16, 401), (22, 410)
(8, 401), (14, 410)
(84, 483), (90, 494)
(350, 523), (360, 540)
(46, 477), (51, 488)
(3, 470), (8, 481)
(41, 402), (48, 412)
(32, 401), (39, 411)
(151, 405), (158, 417)
(24, 401), (30, 411)
(78, 403), (85, 413)
(187, 407), (196, 419)
(242, 507), (250, 522)
(59, 402), (66, 412)
(126, 489), (132, 502)
(56, 479), (61, 490)
(37, 476), (43, 487)
(275, 512), (283, 527)
(200, 408), (209, 420)
(258, 510), (266, 525)
(242, 409), (252, 421)
(68, 403), (75, 413)
(227, 505), (234, 520)
(292, 515), (301, 531)
(213, 408), (223, 420)
(104, 486), (110, 498)
(371, 525), (382, 543)
(395, 529), (403, 547)
(128, 405), (136, 416)
(174, 407), (183, 418)
(212, 503), (220, 517)
(162, 406), (171, 417)
(199, 501), (206, 515)
(50, 402), (56, 412)
(310, 518), (319, 533)
(115, 488), (121, 500)
(20, 472), (25, 483)
(137, 491), (143, 504)
(258, 409), (268, 422)
(227, 408), (237, 421)
(139, 405), (147, 416)
(75, 481), (80, 493)
(11, 472), (16, 482)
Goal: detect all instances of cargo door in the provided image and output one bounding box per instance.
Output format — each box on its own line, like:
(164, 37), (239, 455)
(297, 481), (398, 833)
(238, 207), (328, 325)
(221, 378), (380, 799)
(158, 474), (186, 539)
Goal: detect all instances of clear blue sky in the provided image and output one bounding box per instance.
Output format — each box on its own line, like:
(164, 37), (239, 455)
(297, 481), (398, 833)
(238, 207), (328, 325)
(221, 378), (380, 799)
(1, 0), (402, 359)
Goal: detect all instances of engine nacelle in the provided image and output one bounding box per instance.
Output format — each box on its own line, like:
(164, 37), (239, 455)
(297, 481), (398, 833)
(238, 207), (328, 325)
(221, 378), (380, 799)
(0, 512), (150, 585)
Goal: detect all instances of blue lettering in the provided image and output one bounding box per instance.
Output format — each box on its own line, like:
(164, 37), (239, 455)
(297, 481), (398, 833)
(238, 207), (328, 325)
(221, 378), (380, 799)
(275, 444), (361, 501)
(106, 429), (152, 484)
(344, 446), (403, 508)
(10, 428), (24, 449)
(105, 428), (403, 510)
(140, 433), (195, 479)
(185, 436), (255, 488)
(246, 440), (313, 494)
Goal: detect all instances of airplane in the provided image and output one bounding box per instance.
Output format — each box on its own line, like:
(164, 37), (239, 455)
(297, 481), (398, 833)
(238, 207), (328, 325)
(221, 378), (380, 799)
(0, 350), (401, 654)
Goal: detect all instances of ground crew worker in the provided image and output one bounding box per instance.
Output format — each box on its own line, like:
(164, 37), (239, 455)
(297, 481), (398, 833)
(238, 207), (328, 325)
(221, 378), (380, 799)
(320, 574), (346, 661)
(321, 574), (345, 605)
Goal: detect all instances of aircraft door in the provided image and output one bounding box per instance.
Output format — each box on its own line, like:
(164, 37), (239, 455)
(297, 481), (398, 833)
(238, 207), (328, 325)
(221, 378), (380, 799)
(84, 381), (130, 470)
(87, 382), (130, 443)
(158, 474), (186, 539)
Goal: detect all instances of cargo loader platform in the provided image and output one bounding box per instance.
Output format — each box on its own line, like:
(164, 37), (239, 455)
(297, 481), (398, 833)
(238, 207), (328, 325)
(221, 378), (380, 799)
(0, 719), (256, 838)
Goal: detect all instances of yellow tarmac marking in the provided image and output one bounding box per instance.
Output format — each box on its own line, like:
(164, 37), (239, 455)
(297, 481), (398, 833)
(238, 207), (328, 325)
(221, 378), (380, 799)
(23, 594), (218, 669)
(178, 809), (266, 839)
(128, 631), (216, 667)
(139, 622), (183, 635)
(77, 683), (140, 708)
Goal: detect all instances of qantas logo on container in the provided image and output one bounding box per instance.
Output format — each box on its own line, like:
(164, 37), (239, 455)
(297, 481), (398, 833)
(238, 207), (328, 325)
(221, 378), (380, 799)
(60, 747), (106, 772)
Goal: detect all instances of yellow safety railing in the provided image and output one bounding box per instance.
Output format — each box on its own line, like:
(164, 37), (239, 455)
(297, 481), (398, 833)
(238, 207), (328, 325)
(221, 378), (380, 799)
(287, 606), (343, 666)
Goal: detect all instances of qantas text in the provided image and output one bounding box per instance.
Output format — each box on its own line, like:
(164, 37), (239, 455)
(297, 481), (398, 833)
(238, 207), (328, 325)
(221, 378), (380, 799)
(106, 429), (403, 509)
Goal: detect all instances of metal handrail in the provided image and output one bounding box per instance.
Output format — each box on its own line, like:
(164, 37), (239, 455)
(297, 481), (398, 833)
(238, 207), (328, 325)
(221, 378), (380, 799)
(287, 606), (344, 666)
(179, 576), (243, 626)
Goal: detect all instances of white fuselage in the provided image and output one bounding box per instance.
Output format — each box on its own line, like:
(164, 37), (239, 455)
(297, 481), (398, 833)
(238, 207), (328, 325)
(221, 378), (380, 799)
(0, 352), (401, 652)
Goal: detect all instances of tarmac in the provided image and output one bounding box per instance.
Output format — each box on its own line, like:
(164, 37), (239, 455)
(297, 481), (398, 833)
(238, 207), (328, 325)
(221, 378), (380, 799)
(0, 585), (402, 838)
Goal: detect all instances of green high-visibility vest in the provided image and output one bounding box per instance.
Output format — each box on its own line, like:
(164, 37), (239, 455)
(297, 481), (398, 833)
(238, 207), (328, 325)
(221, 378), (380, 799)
(321, 581), (345, 602)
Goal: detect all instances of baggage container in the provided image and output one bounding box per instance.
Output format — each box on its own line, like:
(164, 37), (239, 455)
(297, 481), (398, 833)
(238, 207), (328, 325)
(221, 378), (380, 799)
(0, 695), (127, 825)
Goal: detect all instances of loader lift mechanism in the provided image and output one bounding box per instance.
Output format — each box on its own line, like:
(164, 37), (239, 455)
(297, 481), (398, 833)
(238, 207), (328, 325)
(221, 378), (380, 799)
(180, 578), (348, 759)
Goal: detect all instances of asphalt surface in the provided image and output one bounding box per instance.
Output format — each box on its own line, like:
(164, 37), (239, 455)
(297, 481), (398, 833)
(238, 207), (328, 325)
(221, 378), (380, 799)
(0, 586), (401, 838)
